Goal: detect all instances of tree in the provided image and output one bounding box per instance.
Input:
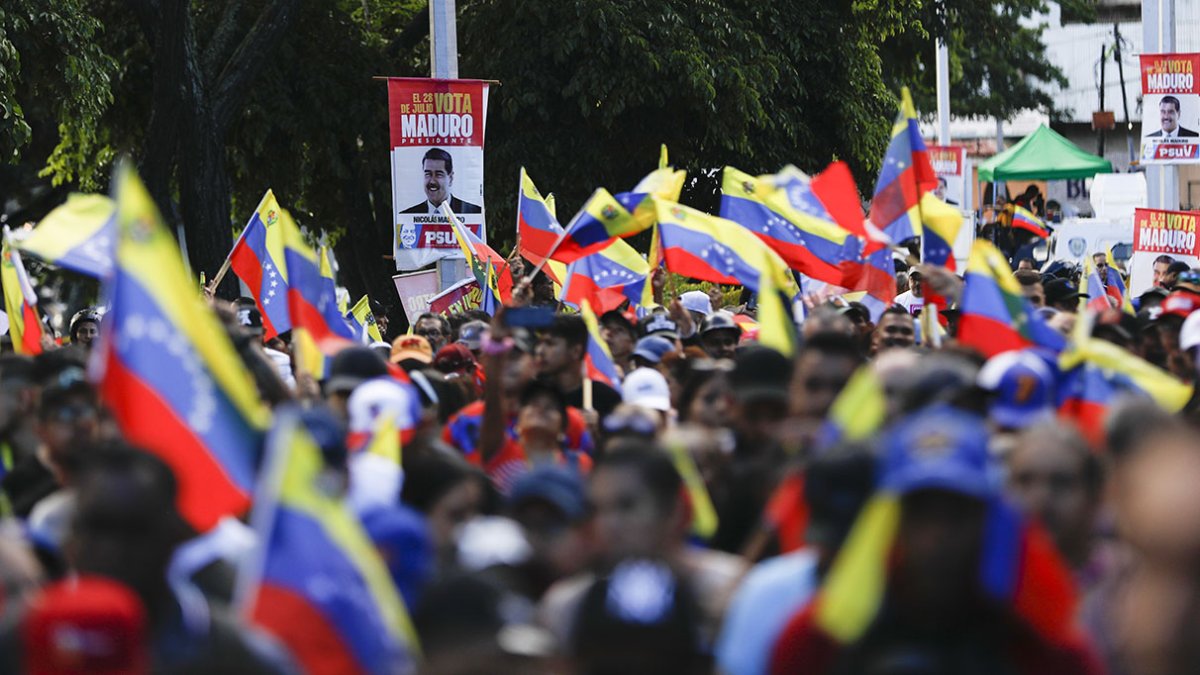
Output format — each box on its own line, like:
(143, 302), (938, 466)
(880, 0), (1094, 121)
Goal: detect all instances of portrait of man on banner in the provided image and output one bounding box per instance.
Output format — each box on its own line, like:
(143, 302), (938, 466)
(401, 147), (483, 215)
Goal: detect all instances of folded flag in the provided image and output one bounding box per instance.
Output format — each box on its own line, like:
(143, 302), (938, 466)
(561, 238), (648, 314)
(18, 193), (116, 278)
(1, 233), (45, 355)
(654, 199), (798, 297)
(867, 87), (938, 247)
(229, 191), (292, 340)
(1011, 205), (1050, 238)
(720, 166), (863, 287)
(237, 407), (418, 675)
(580, 300), (622, 394)
(95, 161), (271, 532)
(919, 192), (963, 271)
(959, 240), (1065, 358)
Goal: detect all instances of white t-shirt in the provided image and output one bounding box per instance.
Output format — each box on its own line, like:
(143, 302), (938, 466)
(893, 291), (925, 315)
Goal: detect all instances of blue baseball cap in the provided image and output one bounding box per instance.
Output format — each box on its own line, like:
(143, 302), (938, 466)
(509, 465), (587, 521)
(632, 336), (675, 364)
(880, 406), (994, 499)
(976, 350), (1055, 430)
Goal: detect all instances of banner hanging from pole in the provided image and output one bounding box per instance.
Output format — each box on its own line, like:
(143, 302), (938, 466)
(387, 78), (491, 270)
(1139, 54), (1200, 163)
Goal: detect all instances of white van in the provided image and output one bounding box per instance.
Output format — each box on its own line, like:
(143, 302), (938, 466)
(1047, 217), (1135, 269)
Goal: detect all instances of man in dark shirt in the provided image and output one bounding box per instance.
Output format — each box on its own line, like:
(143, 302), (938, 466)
(535, 315), (621, 420)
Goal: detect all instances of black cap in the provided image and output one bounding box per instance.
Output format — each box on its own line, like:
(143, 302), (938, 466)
(324, 346), (389, 394)
(639, 313), (680, 340)
(1044, 278), (1084, 305)
(730, 345), (793, 403)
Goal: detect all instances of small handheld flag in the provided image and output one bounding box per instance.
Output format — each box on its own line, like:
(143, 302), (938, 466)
(1011, 206), (1049, 238)
(580, 300), (622, 394)
(1, 232), (45, 355)
(229, 191), (292, 340)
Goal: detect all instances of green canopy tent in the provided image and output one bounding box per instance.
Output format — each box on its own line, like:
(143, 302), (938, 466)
(977, 124), (1113, 181)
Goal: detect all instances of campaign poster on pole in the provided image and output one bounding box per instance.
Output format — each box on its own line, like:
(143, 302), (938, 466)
(927, 145), (967, 208)
(387, 78), (491, 270)
(1139, 54), (1200, 163)
(1128, 207), (1200, 295)
(391, 269), (440, 323)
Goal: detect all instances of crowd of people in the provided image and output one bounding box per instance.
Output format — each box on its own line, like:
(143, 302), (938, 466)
(1, 225), (1200, 675)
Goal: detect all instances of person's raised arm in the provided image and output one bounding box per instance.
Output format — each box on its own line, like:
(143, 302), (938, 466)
(479, 306), (512, 465)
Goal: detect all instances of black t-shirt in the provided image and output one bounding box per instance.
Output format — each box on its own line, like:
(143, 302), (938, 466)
(564, 381), (622, 420)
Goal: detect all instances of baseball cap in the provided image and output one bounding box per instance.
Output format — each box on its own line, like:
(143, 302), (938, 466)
(325, 345), (390, 394)
(679, 290), (712, 317)
(1161, 290), (1200, 319)
(730, 345), (793, 403)
(389, 335), (433, 365)
(457, 320), (488, 351)
(639, 313), (680, 340)
(632, 336), (675, 364)
(880, 405), (994, 499)
(509, 465), (588, 522)
(1043, 278), (1084, 306)
(600, 310), (637, 336)
(622, 367), (672, 412)
(1175, 269), (1200, 294)
(977, 350), (1055, 430)
(235, 305), (264, 332)
(1181, 310), (1200, 351)
(433, 343), (476, 375)
(346, 377), (421, 438)
(23, 576), (147, 675)
(701, 310), (742, 336)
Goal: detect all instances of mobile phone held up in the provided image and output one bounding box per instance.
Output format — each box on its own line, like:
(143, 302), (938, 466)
(503, 306), (556, 329)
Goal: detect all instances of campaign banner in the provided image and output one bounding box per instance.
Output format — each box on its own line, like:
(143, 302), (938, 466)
(391, 269), (440, 323)
(427, 277), (482, 316)
(1129, 207), (1200, 295)
(388, 78), (491, 270)
(1140, 54), (1200, 163)
(927, 145), (967, 208)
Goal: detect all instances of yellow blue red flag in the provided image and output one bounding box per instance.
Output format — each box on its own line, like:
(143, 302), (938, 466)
(229, 191), (292, 339)
(867, 88), (938, 246)
(95, 161), (271, 531)
(1, 232), (45, 355)
(18, 193), (115, 278)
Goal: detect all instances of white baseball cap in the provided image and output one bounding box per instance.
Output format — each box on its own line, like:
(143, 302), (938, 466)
(679, 290), (713, 316)
(622, 367), (672, 412)
(1181, 309), (1200, 352)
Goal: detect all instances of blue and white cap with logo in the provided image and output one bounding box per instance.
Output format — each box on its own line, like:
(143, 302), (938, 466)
(881, 405), (995, 499)
(977, 350), (1055, 430)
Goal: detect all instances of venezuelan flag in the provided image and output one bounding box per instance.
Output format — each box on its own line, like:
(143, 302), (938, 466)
(654, 199), (798, 297)
(978, 498), (1079, 645)
(97, 162), (271, 532)
(918, 192), (963, 271)
(346, 295), (384, 345)
(1, 234), (45, 355)
(755, 264), (799, 358)
(1011, 205), (1049, 238)
(817, 366), (886, 450)
(443, 205), (514, 304)
(229, 191), (292, 340)
(518, 169), (607, 266)
(282, 216), (357, 377)
(1059, 330), (1192, 415)
(958, 240), (1065, 358)
(561, 238), (648, 314)
(867, 88), (938, 246)
(18, 193), (116, 278)
(238, 407), (418, 675)
(580, 300), (622, 394)
(719, 166), (863, 287)
(560, 161), (687, 254)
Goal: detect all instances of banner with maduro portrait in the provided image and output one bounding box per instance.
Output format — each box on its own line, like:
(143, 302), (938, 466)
(1140, 54), (1200, 163)
(386, 78), (492, 270)
(1129, 207), (1200, 295)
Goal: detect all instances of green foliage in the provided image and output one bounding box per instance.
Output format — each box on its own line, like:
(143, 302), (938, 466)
(0, 0), (118, 186)
(881, 0), (1092, 121)
(457, 0), (902, 247)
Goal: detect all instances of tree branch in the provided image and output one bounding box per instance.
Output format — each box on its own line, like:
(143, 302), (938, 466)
(387, 5), (430, 59)
(211, 0), (302, 134)
(201, 0), (247, 84)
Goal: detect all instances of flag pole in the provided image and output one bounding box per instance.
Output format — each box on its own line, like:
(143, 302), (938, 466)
(582, 361), (593, 411)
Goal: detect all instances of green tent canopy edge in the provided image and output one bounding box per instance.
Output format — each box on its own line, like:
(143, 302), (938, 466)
(977, 124), (1114, 182)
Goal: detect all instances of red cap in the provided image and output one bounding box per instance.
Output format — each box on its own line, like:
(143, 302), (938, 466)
(23, 577), (147, 675)
(1161, 290), (1200, 319)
